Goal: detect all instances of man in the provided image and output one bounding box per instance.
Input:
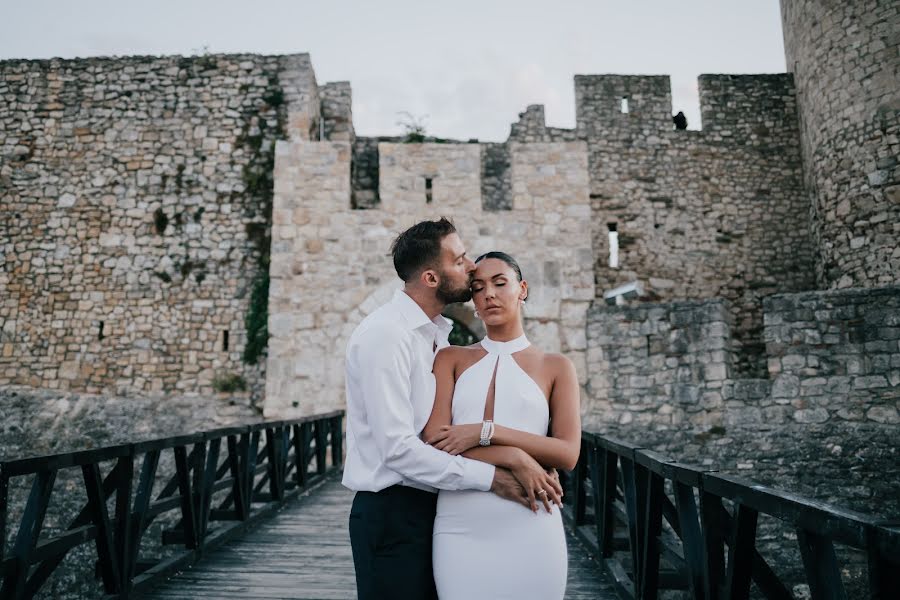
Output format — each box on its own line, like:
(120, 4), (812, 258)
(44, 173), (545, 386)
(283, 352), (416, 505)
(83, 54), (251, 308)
(343, 218), (561, 599)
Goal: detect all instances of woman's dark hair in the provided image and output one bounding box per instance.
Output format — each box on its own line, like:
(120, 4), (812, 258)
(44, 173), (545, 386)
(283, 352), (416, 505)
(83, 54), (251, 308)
(390, 217), (457, 282)
(475, 251), (523, 282)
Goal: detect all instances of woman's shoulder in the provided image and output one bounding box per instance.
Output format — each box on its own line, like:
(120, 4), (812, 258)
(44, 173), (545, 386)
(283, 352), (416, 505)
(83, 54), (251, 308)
(435, 343), (482, 363)
(538, 350), (577, 377)
(436, 343), (486, 374)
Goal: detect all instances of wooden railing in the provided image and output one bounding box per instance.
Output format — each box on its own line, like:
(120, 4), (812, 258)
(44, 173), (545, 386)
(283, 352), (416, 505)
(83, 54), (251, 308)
(563, 430), (900, 600)
(0, 411), (344, 599)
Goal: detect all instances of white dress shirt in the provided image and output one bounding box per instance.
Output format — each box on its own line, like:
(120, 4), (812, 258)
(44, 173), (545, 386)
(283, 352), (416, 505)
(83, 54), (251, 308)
(342, 289), (496, 493)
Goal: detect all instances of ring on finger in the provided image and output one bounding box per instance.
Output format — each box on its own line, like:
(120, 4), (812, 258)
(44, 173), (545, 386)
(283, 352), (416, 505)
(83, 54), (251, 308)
(537, 489), (547, 496)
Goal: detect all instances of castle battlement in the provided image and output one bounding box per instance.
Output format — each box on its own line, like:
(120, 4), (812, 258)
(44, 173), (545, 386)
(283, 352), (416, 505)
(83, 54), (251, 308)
(575, 74), (672, 132)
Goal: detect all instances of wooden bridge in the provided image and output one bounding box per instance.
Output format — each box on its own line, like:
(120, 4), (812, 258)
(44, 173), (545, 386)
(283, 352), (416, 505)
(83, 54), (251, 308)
(0, 412), (897, 599)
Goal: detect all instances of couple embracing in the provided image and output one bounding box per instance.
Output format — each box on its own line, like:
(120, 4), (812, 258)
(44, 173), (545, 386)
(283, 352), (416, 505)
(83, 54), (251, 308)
(342, 218), (581, 599)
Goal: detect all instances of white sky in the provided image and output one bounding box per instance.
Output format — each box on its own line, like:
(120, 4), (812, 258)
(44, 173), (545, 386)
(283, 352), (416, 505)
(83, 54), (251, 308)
(0, 0), (787, 141)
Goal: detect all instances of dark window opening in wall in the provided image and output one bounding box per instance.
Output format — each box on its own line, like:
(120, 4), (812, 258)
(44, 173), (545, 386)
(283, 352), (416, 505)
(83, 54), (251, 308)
(620, 97), (629, 114)
(223, 330), (229, 352)
(98, 321), (105, 341)
(425, 177), (433, 204)
(607, 223), (619, 268)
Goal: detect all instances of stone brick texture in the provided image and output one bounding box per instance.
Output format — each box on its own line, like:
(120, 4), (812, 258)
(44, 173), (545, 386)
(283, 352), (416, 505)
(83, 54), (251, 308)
(0, 53), (321, 403)
(782, 0), (900, 289)
(586, 299), (735, 429)
(510, 73), (817, 378)
(764, 286), (900, 425)
(264, 140), (594, 417)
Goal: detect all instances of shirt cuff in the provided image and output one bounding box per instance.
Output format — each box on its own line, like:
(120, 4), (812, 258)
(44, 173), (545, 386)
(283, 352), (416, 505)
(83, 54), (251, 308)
(461, 459), (496, 491)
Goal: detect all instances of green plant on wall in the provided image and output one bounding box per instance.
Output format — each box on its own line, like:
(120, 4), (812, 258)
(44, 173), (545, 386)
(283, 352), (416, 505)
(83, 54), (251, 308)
(239, 73), (286, 366)
(213, 372), (247, 393)
(397, 111), (428, 143)
(243, 265), (269, 364)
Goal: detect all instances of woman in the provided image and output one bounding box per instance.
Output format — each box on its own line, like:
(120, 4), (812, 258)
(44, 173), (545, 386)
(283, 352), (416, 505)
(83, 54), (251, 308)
(423, 251), (581, 599)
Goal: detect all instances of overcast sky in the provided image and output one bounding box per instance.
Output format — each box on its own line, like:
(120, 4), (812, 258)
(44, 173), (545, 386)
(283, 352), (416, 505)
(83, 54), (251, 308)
(1, 0), (787, 141)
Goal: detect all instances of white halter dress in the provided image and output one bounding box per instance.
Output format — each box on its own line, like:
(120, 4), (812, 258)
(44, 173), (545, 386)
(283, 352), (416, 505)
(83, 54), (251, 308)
(432, 335), (567, 599)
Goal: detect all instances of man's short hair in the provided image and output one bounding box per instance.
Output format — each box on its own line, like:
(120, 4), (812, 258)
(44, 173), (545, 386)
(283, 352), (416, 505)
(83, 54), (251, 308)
(390, 217), (457, 282)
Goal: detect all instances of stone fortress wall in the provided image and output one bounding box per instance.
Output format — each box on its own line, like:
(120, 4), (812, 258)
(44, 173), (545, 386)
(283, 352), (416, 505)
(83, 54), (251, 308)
(0, 0), (897, 524)
(509, 73), (816, 379)
(781, 0), (899, 290)
(264, 137), (594, 417)
(1, 53), (321, 401)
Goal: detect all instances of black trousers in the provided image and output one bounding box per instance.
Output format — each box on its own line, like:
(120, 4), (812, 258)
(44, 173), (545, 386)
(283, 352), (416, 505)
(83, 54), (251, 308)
(349, 485), (439, 600)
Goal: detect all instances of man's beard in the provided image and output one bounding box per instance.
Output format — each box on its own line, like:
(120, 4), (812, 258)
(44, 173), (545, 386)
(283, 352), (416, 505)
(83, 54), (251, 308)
(436, 274), (473, 304)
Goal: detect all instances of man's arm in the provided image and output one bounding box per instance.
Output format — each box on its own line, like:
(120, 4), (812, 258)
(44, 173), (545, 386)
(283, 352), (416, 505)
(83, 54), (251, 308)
(354, 326), (495, 491)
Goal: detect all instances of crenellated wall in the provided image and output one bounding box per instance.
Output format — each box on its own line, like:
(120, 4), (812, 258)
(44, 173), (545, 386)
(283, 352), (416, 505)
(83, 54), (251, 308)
(781, 0), (900, 289)
(575, 74), (672, 133)
(511, 73), (816, 377)
(264, 140), (594, 417)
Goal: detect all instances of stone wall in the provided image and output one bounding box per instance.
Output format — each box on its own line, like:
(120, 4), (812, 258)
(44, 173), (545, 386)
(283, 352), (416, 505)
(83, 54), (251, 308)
(781, 0), (900, 289)
(480, 142), (512, 210)
(585, 286), (900, 430)
(585, 299), (734, 429)
(764, 285), (900, 425)
(319, 81), (354, 143)
(584, 287), (900, 591)
(350, 136), (381, 209)
(0, 53), (320, 400)
(264, 140), (594, 417)
(510, 74), (816, 377)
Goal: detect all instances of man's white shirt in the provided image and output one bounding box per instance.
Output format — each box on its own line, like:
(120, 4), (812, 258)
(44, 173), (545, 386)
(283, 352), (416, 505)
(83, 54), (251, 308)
(342, 289), (496, 493)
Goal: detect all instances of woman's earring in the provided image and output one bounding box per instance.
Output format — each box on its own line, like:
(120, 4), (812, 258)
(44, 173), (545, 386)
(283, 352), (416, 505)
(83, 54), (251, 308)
(474, 310), (480, 319)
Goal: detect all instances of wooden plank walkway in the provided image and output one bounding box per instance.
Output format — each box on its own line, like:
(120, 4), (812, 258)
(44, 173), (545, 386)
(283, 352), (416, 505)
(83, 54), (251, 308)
(143, 472), (618, 599)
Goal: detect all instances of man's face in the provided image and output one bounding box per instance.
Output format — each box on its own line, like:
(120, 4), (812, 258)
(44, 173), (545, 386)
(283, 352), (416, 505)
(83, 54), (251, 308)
(435, 233), (476, 304)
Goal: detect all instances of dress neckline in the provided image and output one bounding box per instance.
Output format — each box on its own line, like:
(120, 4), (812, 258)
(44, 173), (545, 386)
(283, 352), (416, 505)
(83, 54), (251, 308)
(480, 334), (530, 355)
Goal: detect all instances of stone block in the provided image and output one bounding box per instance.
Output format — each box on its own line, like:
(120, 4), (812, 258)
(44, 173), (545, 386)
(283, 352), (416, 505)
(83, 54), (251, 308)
(866, 406), (899, 424)
(772, 374), (800, 398)
(704, 363), (728, 381)
(793, 408), (830, 424)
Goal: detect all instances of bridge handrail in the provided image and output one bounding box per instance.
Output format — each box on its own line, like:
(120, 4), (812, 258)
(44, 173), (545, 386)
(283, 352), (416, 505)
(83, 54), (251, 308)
(0, 410), (345, 599)
(565, 429), (900, 600)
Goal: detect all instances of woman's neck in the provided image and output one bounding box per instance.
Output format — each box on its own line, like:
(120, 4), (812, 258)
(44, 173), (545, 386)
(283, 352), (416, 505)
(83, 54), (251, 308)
(485, 321), (525, 342)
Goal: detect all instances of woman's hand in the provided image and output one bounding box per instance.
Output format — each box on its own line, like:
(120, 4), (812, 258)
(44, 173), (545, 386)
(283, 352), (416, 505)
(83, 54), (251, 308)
(508, 450), (563, 513)
(426, 423), (482, 455)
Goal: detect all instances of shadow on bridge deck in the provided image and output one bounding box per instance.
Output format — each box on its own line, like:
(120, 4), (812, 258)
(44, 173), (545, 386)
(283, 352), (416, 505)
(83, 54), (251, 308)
(142, 472), (618, 600)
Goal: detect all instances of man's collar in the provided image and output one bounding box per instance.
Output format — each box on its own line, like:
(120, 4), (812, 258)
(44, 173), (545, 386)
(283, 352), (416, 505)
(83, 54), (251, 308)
(392, 289), (453, 332)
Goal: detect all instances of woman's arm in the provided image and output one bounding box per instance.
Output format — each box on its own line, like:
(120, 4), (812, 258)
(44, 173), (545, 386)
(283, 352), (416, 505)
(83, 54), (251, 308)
(428, 355), (582, 470)
(422, 347), (460, 444)
(423, 348), (562, 510)
(422, 348), (536, 469)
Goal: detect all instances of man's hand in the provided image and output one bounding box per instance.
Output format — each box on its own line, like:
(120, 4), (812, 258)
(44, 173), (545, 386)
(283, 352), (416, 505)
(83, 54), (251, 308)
(490, 468), (532, 510)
